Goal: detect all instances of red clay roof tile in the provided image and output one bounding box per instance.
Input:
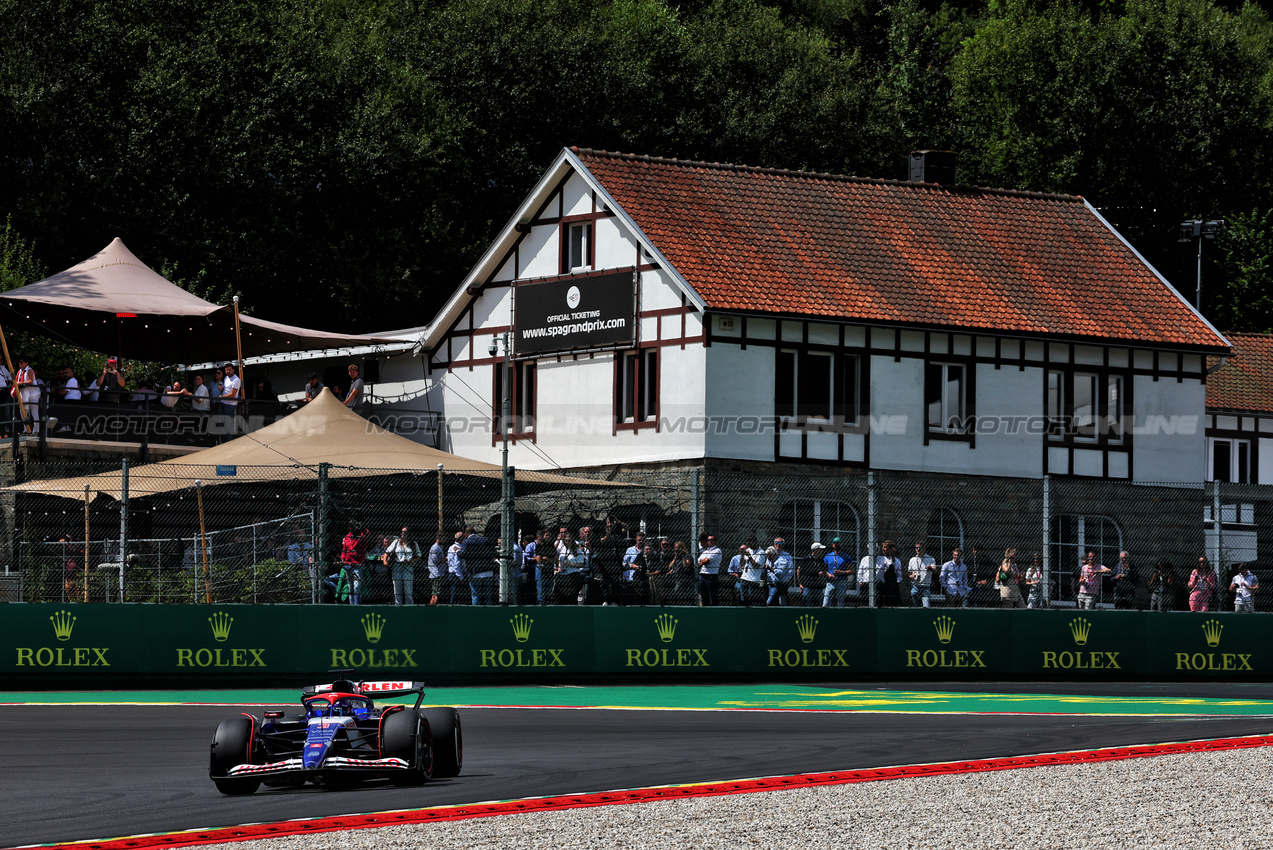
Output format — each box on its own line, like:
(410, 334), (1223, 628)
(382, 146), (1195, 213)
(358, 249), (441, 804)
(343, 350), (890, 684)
(574, 149), (1226, 350)
(1207, 333), (1273, 413)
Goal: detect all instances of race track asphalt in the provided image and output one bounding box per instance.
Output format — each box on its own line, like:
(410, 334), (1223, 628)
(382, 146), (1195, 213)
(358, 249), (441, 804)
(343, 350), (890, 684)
(4, 682), (1273, 848)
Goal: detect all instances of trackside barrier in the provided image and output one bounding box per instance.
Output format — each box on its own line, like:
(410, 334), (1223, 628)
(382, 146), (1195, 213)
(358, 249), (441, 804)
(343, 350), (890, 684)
(0, 604), (1266, 687)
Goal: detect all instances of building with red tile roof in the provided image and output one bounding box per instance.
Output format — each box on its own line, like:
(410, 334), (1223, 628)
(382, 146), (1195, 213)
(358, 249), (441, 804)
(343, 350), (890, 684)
(421, 147), (1225, 485)
(1205, 333), (1273, 486)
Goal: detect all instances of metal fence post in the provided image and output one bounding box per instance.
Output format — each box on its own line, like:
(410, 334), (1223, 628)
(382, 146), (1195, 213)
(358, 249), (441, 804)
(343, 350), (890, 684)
(317, 462), (330, 596)
(499, 464), (515, 605)
(119, 456), (129, 603)
(1212, 480), (1223, 609)
(867, 470), (877, 608)
(1042, 474), (1051, 607)
(691, 467), (701, 557)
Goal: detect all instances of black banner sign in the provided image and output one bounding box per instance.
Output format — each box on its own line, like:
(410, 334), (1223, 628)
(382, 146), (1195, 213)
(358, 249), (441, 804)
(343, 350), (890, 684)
(514, 270), (636, 355)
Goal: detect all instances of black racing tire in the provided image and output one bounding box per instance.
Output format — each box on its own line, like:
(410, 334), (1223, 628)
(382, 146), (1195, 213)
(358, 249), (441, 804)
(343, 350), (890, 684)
(382, 708), (432, 786)
(420, 707), (462, 778)
(210, 717), (261, 796)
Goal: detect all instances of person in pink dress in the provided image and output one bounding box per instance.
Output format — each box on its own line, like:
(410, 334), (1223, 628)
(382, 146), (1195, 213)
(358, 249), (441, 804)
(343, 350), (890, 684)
(1187, 557), (1218, 612)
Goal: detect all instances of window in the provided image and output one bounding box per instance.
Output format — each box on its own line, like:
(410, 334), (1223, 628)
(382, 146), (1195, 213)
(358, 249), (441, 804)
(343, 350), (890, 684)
(1049, 515), (1123, 606)
(1047, 370), (1126, 444)
(562, 222), (592, 272)
(494, 361), (536, 437)
(781, 499), (860, 560)
(925, 508), (964, 562)
(777, 351), (861, 428)
(1208, 438), (1250, 483)
(617, 349), (657, 426)
(925, 362), (967, 433)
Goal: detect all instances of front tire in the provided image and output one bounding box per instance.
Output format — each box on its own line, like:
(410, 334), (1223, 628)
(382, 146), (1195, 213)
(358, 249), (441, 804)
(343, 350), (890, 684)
(210, 717), (261, 796)
(420, 707), (462, 777)
(382, 709), (432, 786)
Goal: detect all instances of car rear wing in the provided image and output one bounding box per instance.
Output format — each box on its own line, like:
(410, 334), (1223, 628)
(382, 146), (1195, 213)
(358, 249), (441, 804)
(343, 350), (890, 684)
(303, 680), (426, 707)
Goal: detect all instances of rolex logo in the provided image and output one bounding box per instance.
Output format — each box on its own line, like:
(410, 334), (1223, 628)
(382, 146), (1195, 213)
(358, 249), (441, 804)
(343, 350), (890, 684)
(933, 616), (956, 645)
(1068, 617), (1091, 646)
(362, 613), (386, 644)
(1202, 618), (1224, 648)
(510, 613), (533, 643)
(208, 611), (233, 642)
(796, 615), (818, 644)
(50, 610), (76, 642)
(655, 613), (678, 643)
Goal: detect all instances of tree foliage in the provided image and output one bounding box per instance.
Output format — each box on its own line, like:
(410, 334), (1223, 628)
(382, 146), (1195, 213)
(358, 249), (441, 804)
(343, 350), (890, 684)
(2, 0), (1272, 341)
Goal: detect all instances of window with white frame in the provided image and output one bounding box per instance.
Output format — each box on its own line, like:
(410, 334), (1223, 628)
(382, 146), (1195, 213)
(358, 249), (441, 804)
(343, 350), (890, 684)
(925, 362), (967, 433)
(776, 350), (861, 428)
(1049, 514), (1123, 605)
(563, 222), (592, 272)
(1207, 437), (1250, 483)
(781, 499), (860, 561)
(925, 507), (964, 562)
(617, 349), (657, 425)
(494, 361), (536, 437)
(1047, 370), (1125, 443)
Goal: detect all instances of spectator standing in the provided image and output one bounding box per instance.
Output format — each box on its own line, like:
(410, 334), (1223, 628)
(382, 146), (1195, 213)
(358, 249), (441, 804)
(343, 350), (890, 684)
(731, 540), (766, 607)
(998, 548), (1026, 609)
(96, 357), (124, 404)
(1077, 552), (1111, 610)
(445, 531), (466, 604)
(459, 526), (497, 605)
(344, 363), (365, 414)
(516, 532), (537, 606)
(857, 540), (903, 606)
(535, 530), (558, 605)
(189, 373), (211, 412)
(1024, 553), (1045, 609)
(822, 539), (852, 607)
(332, 521), (369, 604)
(647, 538), (676, 606)
(1230, 564), (1259, 613)
(1148, 560), (1175, 611)
(908, 541), (937, 608)
(221, 363), (242, 424)
(13, 357), (37, 433)
(796, 541), (826, 606)
(1112, 550), (1139, 610)
(669, 541), (695, 604)
(697, 533), (723, 606)
(303, 372), (325, 403)
(383, 527), (418, 605)
(556, 530), (589, 604)
(1188, 557), (1218, 612)
(425, 532), (446, 605)
(940, 547), (970, 608)
(622, 533), (648, 606)
(594, 518), (626, 605)
(966, 543), (996, 607)
(766, 537), (795, 606)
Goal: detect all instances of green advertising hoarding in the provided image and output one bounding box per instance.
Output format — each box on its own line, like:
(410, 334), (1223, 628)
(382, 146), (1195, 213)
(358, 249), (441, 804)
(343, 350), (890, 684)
(1, 604), (1268, 687)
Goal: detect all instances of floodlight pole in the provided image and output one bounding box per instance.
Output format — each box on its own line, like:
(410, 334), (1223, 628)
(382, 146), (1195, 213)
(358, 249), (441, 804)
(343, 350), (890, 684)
(494, 331), (515, 605)
(1179, 220), (1224, 310)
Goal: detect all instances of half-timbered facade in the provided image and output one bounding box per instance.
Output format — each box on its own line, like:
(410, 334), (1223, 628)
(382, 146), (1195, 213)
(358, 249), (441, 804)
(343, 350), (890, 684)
(419, 148), (1229, 483)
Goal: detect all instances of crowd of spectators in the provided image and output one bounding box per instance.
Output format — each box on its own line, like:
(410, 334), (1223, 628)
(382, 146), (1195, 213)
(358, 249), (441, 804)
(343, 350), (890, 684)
(314, 518), (1259, 612)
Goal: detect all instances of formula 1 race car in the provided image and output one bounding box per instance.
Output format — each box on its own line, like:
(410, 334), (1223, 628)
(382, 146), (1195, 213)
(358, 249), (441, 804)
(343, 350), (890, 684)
(208, 678), (462, 795)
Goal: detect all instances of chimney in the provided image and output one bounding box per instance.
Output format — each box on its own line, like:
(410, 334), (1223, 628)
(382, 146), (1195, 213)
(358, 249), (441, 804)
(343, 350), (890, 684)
(908, 150), (957, 186)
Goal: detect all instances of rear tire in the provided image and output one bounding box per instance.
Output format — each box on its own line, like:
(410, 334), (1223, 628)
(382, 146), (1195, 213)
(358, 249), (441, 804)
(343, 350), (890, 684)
(420, 707), (462, 777)
(382, 709), (432, 786)
(210, 717), (261, 796)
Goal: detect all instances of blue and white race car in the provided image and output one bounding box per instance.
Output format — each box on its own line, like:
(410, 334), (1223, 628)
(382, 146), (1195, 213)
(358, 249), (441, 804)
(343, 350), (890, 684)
(209, 678), (462, 795)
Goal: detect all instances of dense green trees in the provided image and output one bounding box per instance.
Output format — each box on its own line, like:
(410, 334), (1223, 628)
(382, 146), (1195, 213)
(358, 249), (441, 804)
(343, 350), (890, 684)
(2, 0), (1271, 339)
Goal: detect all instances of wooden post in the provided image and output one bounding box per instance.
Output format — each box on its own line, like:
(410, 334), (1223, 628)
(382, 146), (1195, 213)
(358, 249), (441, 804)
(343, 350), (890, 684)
(232, 296), (245, 413)
(197, 480), (211, 604)
(437, 463), (444, 539)
(0, 321), (29, 434)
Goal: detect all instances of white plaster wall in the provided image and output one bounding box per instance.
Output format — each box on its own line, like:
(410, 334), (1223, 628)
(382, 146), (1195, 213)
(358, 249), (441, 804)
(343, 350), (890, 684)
(704, 344), (775, 462)
(518, 224), (558, 280)
(867, 357), (1043, 477)
(561, 175), (593, 217)
(640, 268), (684, 312)
(1132, 375), (1205, 483)
(595, 217), (638, 270)
(472, 287), (512, 329)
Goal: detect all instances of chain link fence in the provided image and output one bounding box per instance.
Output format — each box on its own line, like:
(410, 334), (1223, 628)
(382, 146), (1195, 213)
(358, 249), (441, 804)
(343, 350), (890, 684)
(1, 459), (1260, 613)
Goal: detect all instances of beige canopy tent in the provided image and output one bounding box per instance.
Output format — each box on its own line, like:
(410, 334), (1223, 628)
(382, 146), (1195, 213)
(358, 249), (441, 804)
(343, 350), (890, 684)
(0, 238), (406, 363)
(4, 389), (606, 500)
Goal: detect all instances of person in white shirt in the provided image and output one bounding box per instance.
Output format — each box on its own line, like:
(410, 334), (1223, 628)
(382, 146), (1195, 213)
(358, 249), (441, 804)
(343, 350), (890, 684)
(190, 373), (211, 412)
(382, 527), (417, 605)
(766, 538), (795, 606)
(908, 541), (938, 608)
(221, 363), (242, 409)
(730, 539), (766, 607)
(697, 533), (723, 606)
(857, 540), (903, 606)
(85, 377), (100, 403)
(160, 379), (182, 409)
(941, 548), (971, 607)
(56, 366), (81, 402)
(13, 357), (37, 433)
(1230, 565), (1259, 613)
